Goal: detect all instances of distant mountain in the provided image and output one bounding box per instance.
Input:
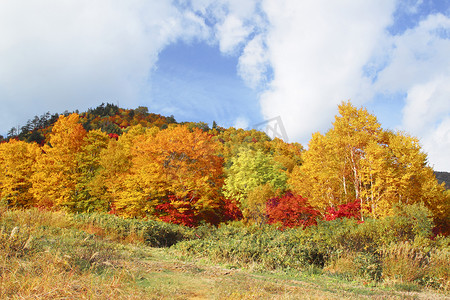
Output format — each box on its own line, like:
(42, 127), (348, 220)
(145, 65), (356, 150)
(434, 171), (450, 190)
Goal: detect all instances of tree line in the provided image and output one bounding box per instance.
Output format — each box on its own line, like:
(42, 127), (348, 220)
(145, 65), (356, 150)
(0, 102), (448, 233)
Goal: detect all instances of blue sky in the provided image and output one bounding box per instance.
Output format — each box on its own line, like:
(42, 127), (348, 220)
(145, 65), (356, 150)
(0, 0), (449, 170)
(148, 42), (262, 127)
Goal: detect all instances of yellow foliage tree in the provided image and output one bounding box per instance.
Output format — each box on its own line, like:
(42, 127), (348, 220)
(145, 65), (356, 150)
(30, 113), (87, 208)
(216, 127), (271, 165)
(97, 125), (159, 213)
(361, 131), (449, 219)
(224, 148), (287, 205)
(268, 138), (304, 174)
(65, 129), (110, 212)
(245, 183), (277, 225)
(289, 132), (345, 211)
(0, 140), (40, 207)
(289, 101), (447, 220)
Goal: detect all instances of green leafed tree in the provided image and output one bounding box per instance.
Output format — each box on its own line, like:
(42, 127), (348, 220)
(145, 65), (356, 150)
(223, 147), (287, 221)
(64, 129), (111, 212)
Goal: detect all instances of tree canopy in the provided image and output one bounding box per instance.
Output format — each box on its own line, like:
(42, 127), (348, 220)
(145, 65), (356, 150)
(0, 101), (448, 232)
(289, 101), (448, 223)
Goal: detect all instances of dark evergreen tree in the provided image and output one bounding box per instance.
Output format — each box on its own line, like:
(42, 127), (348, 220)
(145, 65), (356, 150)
(7, 127), (18, 139)
(26, 131), (45, 145)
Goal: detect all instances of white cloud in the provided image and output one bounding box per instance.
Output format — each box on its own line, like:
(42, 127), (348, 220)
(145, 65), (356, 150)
(402, 77), (450, 171)
(234, 116), (249, 129)
(188, 0), (260, 54)
(230, 1), (449, 169)
(373, 13), (450, 170)
(189, 0), (258, 21)
(421, 116), (450, 171)
(375, 14), (450, 92)
(397, 0), (424, 15)
(238, 34), (269, 88)
(253, 0), (395, 144)
(1, 0), (449, 171)
(216, 15), (252, 54)
(0, 0), (208, 134)
(402, 77), (450, 135)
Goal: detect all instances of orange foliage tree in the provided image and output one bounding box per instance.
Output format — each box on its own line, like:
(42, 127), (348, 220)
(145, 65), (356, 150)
(114, 125), (224, 226)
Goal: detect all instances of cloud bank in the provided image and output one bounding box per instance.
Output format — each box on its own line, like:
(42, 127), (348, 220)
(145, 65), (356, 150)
(222, 0), (450, 170)
(0, 0), (208, 131)
(1, 0), (449, 170)
(257, 0), (395, 142)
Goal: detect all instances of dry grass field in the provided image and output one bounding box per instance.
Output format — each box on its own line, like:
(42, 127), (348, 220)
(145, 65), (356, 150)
(1, 207), (448, 299)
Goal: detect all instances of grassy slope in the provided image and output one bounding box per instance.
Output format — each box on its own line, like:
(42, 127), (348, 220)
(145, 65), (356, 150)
(1, 208), (448, 299)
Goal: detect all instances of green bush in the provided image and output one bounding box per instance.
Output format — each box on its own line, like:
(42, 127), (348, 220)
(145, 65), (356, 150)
(354, 252), (382, 281)
(425, 247), (450, 290)
(175, 222), (328, 270)
(379, 238), (449, 290)
(2, 204), (446, 291)
(71, 213), (194, 247)
(377, 202), (434, 244)
(173, 203), (448, 290)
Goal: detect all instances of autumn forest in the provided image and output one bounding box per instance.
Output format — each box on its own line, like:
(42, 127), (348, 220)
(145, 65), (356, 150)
(1, 102), (448, 233)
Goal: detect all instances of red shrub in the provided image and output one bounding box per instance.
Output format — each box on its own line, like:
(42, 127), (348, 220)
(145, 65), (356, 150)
(266, 192), (320, 228)
(155, 197), (198, 227)
(324, 199), (362, 221)
(108, 133), (119, 140)
(220, 198), (243, 222)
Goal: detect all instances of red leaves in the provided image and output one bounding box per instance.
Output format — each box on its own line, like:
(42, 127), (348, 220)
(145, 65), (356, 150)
(155, 195), (199, 227)
(220, 198), (243, 222)
(156, 203), (197, 227)
(108, 133), (119, 140)
(324, 199), (362, 221)
(108, 203), (117, 215)
(154, 194), (243, 227)
(266, 192), (320, 228)
(266, 192), (364, 229)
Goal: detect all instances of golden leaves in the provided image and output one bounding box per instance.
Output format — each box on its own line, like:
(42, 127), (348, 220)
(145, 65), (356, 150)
(0, 140), (40, 207)
(289, 101), (446, 219)
(31, 114), (87, 208)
